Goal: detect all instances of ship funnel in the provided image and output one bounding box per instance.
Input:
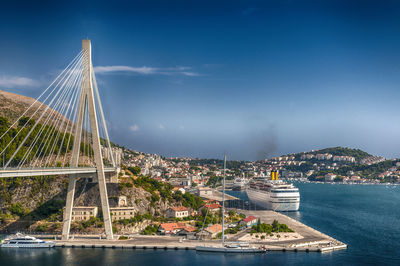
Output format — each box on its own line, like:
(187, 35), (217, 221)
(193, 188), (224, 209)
(271, 170), (279, 180)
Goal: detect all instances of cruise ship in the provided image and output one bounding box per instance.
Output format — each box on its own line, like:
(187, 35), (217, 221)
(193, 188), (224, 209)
(1, 233), (56, 248)
(246, 170), (300, 211)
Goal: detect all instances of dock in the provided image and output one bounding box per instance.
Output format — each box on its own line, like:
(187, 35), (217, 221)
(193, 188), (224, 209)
(237, 210), (347, 252)
(48, 210), (346, 253)
(200, 188), (239, 201)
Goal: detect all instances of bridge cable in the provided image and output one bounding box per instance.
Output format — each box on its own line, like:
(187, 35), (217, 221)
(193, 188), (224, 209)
(32, 56), (84, 167)
(0, 51), (83, 142)
(5, 53), (84, 168)
(19, 60), (84, 168)
(0, 51), (84, 165)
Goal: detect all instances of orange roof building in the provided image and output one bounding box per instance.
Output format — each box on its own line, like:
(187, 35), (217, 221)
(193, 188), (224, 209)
(205, 224), (223, 234)
(202, 203), (222, 211)
(158, 222), (195, 234)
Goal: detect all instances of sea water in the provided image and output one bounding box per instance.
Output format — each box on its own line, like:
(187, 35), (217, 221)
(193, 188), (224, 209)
(1, 183), (399, 265)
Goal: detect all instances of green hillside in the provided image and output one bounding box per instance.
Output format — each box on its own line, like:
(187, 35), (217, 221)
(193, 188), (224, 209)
(310, 147), (371, 161)
(0, 116), (74, 167)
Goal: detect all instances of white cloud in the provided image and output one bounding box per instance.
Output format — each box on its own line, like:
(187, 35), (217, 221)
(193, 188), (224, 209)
(181, 72), (202, 77)
(94, 65), (200, 76)
(94, 66), (157, 75)
(129, 124), (139, 132)
(0, 76), (39, 88)
(158, 124), (165, 130)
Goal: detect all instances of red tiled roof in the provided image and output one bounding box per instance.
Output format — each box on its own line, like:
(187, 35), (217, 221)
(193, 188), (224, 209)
(205, 224), (222, 233)
(170, 206), (188, 212)
(160, 222), (185, 231)
(204, 203), (222, 209)
(182, 226), (197, 232)
(243, 216), (257, 223)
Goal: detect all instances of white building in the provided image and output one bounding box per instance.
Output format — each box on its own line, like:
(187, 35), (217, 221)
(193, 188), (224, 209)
(325, 173), (336, 182)
(166, 206), (189, 218)
(64, 206), (98, 221)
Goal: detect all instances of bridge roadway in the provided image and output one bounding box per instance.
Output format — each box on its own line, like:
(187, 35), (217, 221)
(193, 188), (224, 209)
(0, 167), (117, 178)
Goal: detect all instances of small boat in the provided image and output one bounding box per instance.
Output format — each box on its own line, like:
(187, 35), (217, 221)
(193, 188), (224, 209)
(196, 155), (265, 254)
(1, 233), (55, 248)
(232, 174), (249, 191)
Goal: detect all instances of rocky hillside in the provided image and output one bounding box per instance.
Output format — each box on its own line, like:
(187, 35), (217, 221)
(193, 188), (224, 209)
(0, 89), (68, 130)
(0, 173), (198, 234)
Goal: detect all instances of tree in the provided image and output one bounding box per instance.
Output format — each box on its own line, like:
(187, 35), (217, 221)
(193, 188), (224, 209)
(128, 166), (141, 175)
(9, 203), (25, 217)
(0, 117), (9, 127)
(272, 219), (279, 232)
(18, 117), (34, 127)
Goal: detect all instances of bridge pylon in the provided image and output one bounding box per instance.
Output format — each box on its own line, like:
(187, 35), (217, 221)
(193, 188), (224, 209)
(62, 40), (114, 240)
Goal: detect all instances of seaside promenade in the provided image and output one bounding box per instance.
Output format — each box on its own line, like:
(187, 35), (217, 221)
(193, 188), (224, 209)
(49, 210), (346, 253)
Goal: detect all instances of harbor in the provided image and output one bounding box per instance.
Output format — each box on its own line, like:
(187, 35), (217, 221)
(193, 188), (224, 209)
(24, 209), (346, 253)
(5, 182), (398, 265)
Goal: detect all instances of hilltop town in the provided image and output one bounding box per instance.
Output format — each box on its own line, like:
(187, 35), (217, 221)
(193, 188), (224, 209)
(121, 146), (400, 186)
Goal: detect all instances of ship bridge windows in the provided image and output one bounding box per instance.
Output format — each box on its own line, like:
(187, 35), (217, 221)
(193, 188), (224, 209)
(272, 190), (298, 193)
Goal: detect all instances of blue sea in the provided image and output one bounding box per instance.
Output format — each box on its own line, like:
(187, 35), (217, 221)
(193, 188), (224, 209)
(1, 183), (400, 265)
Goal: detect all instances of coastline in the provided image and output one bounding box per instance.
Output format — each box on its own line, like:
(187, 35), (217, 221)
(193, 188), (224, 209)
(8, 209), (346, 254)
(291, 180), (400, 186)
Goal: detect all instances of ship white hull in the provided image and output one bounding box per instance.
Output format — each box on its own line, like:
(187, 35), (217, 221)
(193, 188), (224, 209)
(246, 188), (300, 211)
(232, 185), (245, 191)
(1, 242), (55, 248)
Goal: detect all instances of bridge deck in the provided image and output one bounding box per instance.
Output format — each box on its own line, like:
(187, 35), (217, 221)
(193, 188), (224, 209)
(0, 167), (116, 178)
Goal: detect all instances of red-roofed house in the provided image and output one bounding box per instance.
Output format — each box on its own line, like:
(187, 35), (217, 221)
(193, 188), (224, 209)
(158, 222), (187, 234)
(200, 203), (222, 213)
(196, 224), (223, 239)
(177, 225), (198, 239)
(239, 216), (258, 227)
(166, 206), (189, 218)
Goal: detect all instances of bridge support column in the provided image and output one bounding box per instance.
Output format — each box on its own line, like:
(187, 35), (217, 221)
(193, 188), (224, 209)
(62, 39), (113, 240)
(62, 174), (76, 240)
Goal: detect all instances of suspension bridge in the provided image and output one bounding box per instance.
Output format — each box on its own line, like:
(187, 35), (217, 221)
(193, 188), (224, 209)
(0, 40), (118, 240)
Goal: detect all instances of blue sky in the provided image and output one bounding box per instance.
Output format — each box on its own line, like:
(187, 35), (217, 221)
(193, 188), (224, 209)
(1, 0), (400, 160)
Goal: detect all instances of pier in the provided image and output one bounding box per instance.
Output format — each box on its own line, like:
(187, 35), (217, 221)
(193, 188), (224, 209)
(200, 188), (239, 201)
(237, 210), (347, 252)
(48, 210), (346, 253)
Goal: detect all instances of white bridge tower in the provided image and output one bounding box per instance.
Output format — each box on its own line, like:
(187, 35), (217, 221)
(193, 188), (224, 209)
(62, 40), (114, 240)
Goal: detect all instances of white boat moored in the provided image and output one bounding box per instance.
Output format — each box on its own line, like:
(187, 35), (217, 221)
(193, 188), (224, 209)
(1, 233), (55, 248)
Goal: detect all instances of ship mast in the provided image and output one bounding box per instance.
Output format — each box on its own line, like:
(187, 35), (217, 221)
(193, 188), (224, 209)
(222, 154), (226, 246)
